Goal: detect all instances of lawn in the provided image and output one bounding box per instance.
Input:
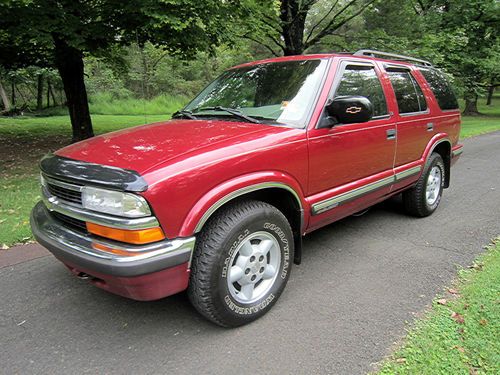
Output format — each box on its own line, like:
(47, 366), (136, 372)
(460, 97), (500, 138)
(0, 114), (170, 247)
(378, 239), (500, 374)
(0, 97), (499, 247)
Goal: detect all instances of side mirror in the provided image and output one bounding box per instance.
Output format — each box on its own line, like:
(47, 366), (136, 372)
(324, 96), (374, 126)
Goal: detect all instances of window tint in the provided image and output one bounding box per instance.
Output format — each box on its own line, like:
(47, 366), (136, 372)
(387, 70), (427, 114)
(334, 65), (388, 117)
(419, 68), (459, 110)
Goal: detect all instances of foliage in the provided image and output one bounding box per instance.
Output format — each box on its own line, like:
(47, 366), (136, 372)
(378, 239), (500, 374)
(0, 0), (242, 140)
(239, 0), (379, 55)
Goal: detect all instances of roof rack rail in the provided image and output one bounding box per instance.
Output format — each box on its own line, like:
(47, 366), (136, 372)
(353, 49), (433, 67)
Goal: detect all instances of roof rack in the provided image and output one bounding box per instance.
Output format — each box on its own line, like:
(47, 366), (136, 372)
(353, 49), (433, 67)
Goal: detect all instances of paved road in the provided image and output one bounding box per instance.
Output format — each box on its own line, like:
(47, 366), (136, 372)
(1, 132), (499, 375)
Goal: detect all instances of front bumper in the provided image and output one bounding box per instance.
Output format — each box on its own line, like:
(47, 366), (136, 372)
(31, 202), (195, 300)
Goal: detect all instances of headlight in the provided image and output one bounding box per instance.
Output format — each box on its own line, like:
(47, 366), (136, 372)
(81, 186), (152, 218)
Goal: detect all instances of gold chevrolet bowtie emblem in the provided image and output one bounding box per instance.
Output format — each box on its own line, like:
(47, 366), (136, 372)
(346, 106), (362, 114)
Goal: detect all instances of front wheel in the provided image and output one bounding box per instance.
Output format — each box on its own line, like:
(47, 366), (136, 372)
(188, 200), (294, 327)
(403, 152), (445, 217)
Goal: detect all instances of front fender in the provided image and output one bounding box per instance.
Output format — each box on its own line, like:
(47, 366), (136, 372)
(178, 171), (307, 237)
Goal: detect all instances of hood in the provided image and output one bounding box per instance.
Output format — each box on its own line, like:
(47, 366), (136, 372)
(56, 119), (289, 175)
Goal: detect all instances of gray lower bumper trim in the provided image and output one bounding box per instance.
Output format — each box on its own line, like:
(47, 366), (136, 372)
(30, 202), (195, 277)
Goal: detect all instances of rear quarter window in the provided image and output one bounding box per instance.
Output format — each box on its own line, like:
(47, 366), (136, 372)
(419, 68), (459, 110)
(387, 69), (427, 114)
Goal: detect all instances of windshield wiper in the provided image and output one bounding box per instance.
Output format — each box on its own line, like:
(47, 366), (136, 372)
(172, 110), (198, 120)
(193, 106), (261, 124)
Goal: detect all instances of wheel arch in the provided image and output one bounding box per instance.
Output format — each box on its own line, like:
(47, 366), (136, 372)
(424, 136), (452, 188)
(181, 177), (306, 265)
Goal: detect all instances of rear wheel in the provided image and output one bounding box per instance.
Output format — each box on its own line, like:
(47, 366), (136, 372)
(403, 153), (445, 217)
(188, 200), (294, 327)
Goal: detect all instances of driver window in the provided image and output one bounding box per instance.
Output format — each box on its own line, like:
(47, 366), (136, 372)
(335, 65), (388, 117)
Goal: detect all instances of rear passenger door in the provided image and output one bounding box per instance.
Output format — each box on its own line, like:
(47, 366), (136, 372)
(385, 66), (433, 167)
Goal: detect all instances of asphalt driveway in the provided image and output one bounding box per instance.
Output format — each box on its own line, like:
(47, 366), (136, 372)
(1, 132), (499, 374)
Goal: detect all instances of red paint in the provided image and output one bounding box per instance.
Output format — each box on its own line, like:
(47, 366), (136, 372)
(56, 54), (461, 240)
(52, 53), (462, 300)
(63, 259), (190, 301)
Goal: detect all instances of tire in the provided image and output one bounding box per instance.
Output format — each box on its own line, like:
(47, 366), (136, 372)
(403, 152), (445, 217)
(188, 200), (294, 327)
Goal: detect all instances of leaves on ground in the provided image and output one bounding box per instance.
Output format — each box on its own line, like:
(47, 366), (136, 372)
(451, 311), (465, 324)
(378, 239), (500, 374)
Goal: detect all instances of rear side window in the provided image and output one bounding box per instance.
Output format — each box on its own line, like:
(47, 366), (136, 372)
(335, 65), (388, 117)
(419, 68), (459, 110)
(387, 69), (427, 114)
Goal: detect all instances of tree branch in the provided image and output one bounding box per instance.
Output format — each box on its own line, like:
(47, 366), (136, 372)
(304, 0), (340, 44)
(239, 34), (281, 57)
(304, 0), (378, 49)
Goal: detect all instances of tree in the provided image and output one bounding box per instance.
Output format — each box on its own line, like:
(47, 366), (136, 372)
(241, 0), (378, 56)
(426, 0), (499, 115)
(319, 0), (499, 114)
(0, 79), (10, 111)
(0, 0), (238, 141)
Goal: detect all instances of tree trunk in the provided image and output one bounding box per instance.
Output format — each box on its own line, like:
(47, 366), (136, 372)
(37, 73), (44, 111)
(280, 0), (308, 55)
(0, 80), (11, 111)
(53, 36), (94, 142)
(140, 45), (150, 99)
(463, 93), (480, 116)
(48, 79), (57, 106)
(486, 86), (494, 105)
(11, 81), (15, 107)
(16, 84), (27, 105)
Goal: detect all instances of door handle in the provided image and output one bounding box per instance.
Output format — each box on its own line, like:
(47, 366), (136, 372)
(386, 129), (396, 140)
(427, 122), (434, 131)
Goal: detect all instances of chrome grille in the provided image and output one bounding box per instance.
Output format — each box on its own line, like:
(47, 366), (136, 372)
(47, 183), (82, 204)
(43, 175), (83, 205)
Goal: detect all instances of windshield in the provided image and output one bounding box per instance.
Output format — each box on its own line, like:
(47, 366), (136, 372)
(183, 59), (328, 128)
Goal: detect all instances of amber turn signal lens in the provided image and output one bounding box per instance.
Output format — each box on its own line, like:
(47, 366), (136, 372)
(91, 242), (137, 257)
(86, 222), (165, 245)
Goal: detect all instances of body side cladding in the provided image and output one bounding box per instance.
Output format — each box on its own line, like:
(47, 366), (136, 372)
(311, 166), (422, 215)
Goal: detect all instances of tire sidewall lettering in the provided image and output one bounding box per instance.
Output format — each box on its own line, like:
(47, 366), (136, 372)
(426, 160), (444, 210)
(220, 221), (291, 316)
(263, 222), (290, 279)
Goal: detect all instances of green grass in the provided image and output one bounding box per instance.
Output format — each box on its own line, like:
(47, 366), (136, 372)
(461, 116), (500, 138)
(89, 92), (188, 115)
(378, 239), (500, 374)
(460, 97), (500, 138)
(0, 176), (40, 246)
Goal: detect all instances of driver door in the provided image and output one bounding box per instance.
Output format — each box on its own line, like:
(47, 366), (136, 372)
(306, 60), (397, 230)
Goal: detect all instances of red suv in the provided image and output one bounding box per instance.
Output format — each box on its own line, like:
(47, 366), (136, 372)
(31, 50), (463, 327)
